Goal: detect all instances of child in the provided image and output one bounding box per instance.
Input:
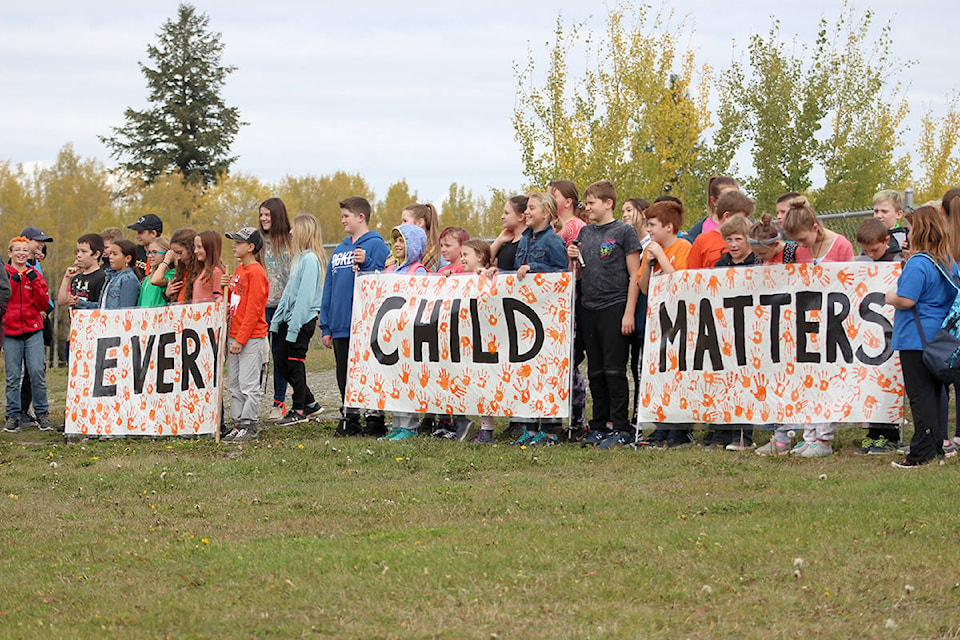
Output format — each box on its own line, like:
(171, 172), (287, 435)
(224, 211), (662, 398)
(781, 197), (854, 457)
(489, 196), (527, 271)
(379, 224), (430, 441)
(461, 239), (491, 274)
(635, 201), (693, 448)
(685, 176), (739, 243)
(258, 197), (294, 421)
(872, 189), (908, 256)
(223, 227), (270, 442)
(624, 198), (652, 435)
(273, 214), (328, 426)
(688, 191), (756, 269)
(320, 197), (390, 436)
(511, 192), (569, 447)
(58, 233), (106, 311)
(747, 214), (799, 266)
(155, 228), (197, 304)
(127, 213), (163, 277)
(437, 227), (469, 276)
(192, 230), (225, 303)
(3, 236), (51, 433)
(548, 180), (587, 248)
(400, 203), (441, 272)
(775, 192), (803, 232)
(138, 238), (175, 307)
(100, 239), (141, 309)
(567, 180), (643, 447)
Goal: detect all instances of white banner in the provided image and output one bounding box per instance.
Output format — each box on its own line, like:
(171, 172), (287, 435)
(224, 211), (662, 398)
(637, 262), (903, 424)
(345, 272), (575, 418)
(65, 302), (225, 436)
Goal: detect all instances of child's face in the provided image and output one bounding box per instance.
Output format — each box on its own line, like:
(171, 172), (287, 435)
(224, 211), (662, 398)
(775, 201), (790, 225)
(751, 242), (779, 262)
(400, 209), (421, 227)
(646, 217), (673, 245)
(8, 241), (30, 267)
(873, 201), (902, 230)
(583, 196), (613, 221)
(859, 238), (889, 261)
(393, 235), (407, 262)
(136, 229), (156, 247)
(74, 242), (98, 270)
(791, 226), (820, 249)
(108, 245), (130, 272)
(194, 235), (206, 263)
(725, 233), (750, 261)
(461, 245), (483, 272)
(171, 242), (190, 263)
(621, 201), (637, 224)
(259, 206), (272, 231)
(502, 203), (523, 230)
(548, 186), (571, 213)
(341, 209), (363, 234)
(232, 240), (254, 260)
(147, 243), (166, 267)
(440, 235), (462, 263)
(525, 199), (549, 229)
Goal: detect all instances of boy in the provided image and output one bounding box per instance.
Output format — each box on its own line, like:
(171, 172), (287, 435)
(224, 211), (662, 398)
(567, 180), (642, 447)
(57, 233), (106, 311)
(687, 191), (756, 269)
(872, 189), (908, 256)
(127, 214), (163, 277)
(19, 226), (53, 427)
(223, 227), (270, 443)
(635, 200), (693, 447)
(437, 227), (468, 275)
(854, 217), (902, 454)
(320, 197), (390, 437)
(775, 192), (803, 229)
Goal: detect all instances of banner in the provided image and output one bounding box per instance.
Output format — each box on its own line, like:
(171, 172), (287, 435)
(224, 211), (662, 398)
(345, 272), (575, 418)
(65, 302), (225, 436)
(637, 262), (903, 424)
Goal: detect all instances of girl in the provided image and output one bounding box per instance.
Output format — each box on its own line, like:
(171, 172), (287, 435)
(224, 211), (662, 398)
(887, 206), (959, 467)
(687, 176), (740, 242)
(138, 237), (175, 307)
(621, 198), (650, 227)
(747, 214), (798, 265)
(625, 198), (652, 435)
(461, 239), (491, 274)
(271, 214), (326, 426)
(258, 197), (294, 420)
(156, 228), (197, 304)
(781, 197), (853, 457)
(192, 230), (225, 303)
(101, 239), (142, 309)
(489, 195), (527, 271)
(3, 236), (51, 433)
(548, 180), (587, 248)
(401, 203), (441, 272)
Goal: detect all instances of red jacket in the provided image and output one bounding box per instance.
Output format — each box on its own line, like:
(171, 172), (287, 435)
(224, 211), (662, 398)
(5, 264), (49, 337)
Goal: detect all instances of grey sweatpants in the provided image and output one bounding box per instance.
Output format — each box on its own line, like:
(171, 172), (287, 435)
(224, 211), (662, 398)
(228, 337), (266, 423)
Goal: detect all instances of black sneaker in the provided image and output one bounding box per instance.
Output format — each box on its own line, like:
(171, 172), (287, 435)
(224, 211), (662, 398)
(334, 415), (363, 437)
(19, 413), (38, 428)
(362, 413), (387, 438)
(581, 429), (610, 447)
(36, 414), (55, 432)
(3, 416), (21, 433)
(598, 431), (635, 450)
(222, 428), (240, 442)
(277, 410), (308, 427)
(891, 458), (929, 469)
(231, 427), (258, 443)
(431, 427), (457, 439)
(303, 403), (323, 420)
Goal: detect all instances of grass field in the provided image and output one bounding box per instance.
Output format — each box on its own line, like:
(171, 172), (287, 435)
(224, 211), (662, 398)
(1, 415), (960, 639)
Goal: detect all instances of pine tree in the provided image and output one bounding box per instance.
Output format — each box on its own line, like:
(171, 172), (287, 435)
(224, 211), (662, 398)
(101, 3), (243, 186)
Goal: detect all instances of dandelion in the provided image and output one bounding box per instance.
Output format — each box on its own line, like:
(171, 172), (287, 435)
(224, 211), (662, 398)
(396, 457), (404, 462)
(201, 538), (209, 545)
(298, 444), (305, 450)
(793, 557), (804, 568)
(8, 494), (18, 500)
(818, 474), (827, 481)
(90, 456), (99, 461)
(700, 585), (713, 595)
(885, 619), (897, 629)
(905, 584), (915, 593)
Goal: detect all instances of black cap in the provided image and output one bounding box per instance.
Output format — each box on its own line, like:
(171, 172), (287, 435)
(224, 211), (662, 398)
(128, 214), (163, 233)
(21, 226), (53, 242)
(225, 227), (263, 253)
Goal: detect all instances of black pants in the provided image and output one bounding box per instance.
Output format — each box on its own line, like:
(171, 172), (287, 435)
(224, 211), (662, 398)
(275, 319), (317, 413)
(581, 303), (631, 431)
(627, 330), (642, 426)
(902, 350), (946, 463)
(333, 337), (360, 417)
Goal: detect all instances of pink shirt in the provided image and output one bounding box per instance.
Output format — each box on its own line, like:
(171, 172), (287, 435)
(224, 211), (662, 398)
(560, 216), (587, 247)
(702, 217), (720, 234)
(438, 262), (465, 276)
(192, 265), (224, 303)
(795, 234), (854, 264)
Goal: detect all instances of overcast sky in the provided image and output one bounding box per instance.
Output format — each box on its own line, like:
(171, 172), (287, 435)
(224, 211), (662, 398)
(1, 1), (955, 203)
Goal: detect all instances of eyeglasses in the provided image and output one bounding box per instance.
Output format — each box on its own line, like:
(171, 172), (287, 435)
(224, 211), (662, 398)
(147, 250), (167, 256)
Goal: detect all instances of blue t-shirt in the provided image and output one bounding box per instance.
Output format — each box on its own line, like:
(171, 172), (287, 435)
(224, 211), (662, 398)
(892, 253), (960, 351)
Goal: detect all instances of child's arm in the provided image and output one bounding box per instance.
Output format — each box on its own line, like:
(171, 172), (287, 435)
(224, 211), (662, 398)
(153, 254), (175, 286)
(318, 258), (333, 348)
(57, 267), (77, 307)
(29, 270), (49, 313)
(120, 274), (140, 308)
(285, 256), (320, 343)
(622, 251), (641, 335)
(490, 228), (514, 258)
(234, 271), (269, 348)
(885, 290), (915, 310)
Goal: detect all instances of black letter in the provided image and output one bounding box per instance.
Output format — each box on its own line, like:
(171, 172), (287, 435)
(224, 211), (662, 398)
(93, 337), (120, 397)
(759, 293), (791, 363)
(206, 327), (220, 387)
(156, 332), (176, 394)
(471, 299), (498, 364)
(659, 301), (687, 372)
(795, 291), (822, 363)
(181, 328), (205, 391)
(131, 334), (156, 395)
(856, 292), (894, 365)
(825, 292), (853, 363)
(413, 299), (441, 362)
(723, 295), (753, 366)
(449, 299), (462, 364)
(371, 296), (404, 366)
(694, 299), (724, 371)
(503, 299), (545, 363)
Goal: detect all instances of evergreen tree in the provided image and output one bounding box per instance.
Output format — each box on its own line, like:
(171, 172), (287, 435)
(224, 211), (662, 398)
(101, 3), (243, 186)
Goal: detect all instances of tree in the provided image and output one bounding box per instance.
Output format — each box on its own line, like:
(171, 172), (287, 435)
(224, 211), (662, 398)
(276, 172), (375, 246)
(916, 95), (960, 203)
(373, 179), (419, 236)
(101, 3), (243, 186)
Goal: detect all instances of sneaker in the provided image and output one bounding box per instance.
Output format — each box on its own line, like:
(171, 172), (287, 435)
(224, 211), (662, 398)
(598, 431), (635, 450)
(865, 438), (898, 455)
(944, 440), (959, 458)
(378, 427), (403, 441)
(418, 415), (437, 434)
(386, 427), (418, 441)
(580, 429), (610, 447)
(19, 413), (38, 428)
(725, 439), (755, 451)
(362, 413), (387, 437)
(3, 416), (21, 433)
(431, 427), (457, 439)
(304, 404), (324, 420)
(789, 441), (811, 456)
(512, 430), (538, 446)
(454, 419), (476, 442)
(472, 430), (495, 444)
(268, 402), (286, 422)
(756, 440), (790, 456)
(231, 427), (258, 443)
(334, 415), (363, 437)
(801, 442), (833, 458)
(891, 458), (928, 469)
(222, 428), (240, 442)
(36, 414), (55, 432)
(527, 431), (558, 446)
(277, 410), (308, 427)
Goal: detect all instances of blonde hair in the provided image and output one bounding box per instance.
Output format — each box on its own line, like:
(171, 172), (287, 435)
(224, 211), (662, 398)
(403, 203), (440, 271)
(719, 215), (751, 239)
(908, 206), (952, 269)
(781, 196), (821, 237)
(528, 192), (558, 222)
(291, 214), (327, 277)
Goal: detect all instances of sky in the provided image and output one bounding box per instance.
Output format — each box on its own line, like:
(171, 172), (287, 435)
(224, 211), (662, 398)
(1, 1), (956, 203)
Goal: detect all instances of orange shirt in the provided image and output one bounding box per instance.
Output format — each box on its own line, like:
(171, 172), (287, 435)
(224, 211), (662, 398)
(688, 229), (727, 269)
(228, 261), (269, 344)
(639, 238), (692, 280)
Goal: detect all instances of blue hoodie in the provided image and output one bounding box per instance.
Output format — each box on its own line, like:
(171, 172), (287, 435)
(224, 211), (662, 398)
(387, 224), (428, 275)
(320, 230), (390, 339)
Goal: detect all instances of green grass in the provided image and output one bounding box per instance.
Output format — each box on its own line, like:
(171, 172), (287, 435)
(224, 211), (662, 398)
(1, 423), (959, 639)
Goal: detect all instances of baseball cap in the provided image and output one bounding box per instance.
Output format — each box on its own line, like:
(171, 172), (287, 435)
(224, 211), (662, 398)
(225, 227), (263, 253)
(128, 214), (163, 233)
(21, 226), (53, 242)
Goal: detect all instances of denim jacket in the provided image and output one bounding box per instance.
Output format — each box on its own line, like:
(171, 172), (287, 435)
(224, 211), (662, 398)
(100, 268), (140, 310)
(515, 225), (568, 273)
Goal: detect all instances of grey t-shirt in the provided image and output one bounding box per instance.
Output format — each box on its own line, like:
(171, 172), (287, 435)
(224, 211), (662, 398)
(576, 219), (642, 310)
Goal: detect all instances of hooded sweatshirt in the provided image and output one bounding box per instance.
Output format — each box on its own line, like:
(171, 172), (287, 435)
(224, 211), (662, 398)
(386, 224), (428, 275)
(319, 230), (390, 340)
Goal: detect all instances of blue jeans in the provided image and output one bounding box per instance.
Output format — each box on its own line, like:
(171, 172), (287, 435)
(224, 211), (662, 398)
(5, 331), (47, 417)
(265, 307), (289, 405)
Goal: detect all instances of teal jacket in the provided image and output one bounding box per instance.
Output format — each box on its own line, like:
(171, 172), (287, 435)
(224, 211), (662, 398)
(270, 250), (323, 342)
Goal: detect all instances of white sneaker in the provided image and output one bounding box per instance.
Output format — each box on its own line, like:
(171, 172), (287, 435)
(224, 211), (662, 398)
(789, 441), (811, 456)
(801, 442), (833, 458)
(756, 440), (790, 456)
(268, 403), (285, 422)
